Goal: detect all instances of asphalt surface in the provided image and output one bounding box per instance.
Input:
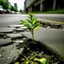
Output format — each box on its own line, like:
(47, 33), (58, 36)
(0, 14), (64, 58)
(0, 14), (27, 27)
(22, 27), (64, 58)
(35, 14), (64, 22)
(0, 14), (64, 27)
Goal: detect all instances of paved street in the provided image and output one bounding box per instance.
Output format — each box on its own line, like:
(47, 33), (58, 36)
(0, 14), (27, 27)
(36, 14), (64, 22)
(22, 27), (64, 58)
(0, 14), (64, 62)
(0, 14), (64, 27)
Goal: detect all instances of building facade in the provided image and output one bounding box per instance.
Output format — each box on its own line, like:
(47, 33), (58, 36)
(24, 0), (64, 12)
(14, 3), (17, 9)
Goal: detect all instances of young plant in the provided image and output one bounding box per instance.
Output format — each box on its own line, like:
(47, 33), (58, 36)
(20, 12), (40, 42)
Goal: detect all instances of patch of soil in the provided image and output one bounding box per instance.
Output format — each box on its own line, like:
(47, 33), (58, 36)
(10, 39), (64, 64)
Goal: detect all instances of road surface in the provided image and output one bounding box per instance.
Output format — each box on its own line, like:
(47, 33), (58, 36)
(36, 14), (64, 22)
(0, 14), (64, 58)
(0, 14), (64, 27)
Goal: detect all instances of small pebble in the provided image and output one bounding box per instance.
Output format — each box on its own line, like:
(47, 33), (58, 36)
(7, 57), (10, 59)
(0, 54), (2, 58)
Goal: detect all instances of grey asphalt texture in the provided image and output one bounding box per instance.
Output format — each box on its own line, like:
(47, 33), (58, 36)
(22, 27), (64, 58)
(35, 14), (64, 22)
(0, 14), (64, 63)
(0, 14), (64, 28)
(0, 38), (12, 46)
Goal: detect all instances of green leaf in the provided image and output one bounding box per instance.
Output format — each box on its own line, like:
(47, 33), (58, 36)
(39, 58), (47, 64)
(32, 18), (37, 25)
(26, 61), (29, 64)
(21, 58), (25, 61)
(14, 62), (19, 64)
(28, 12), (34, 17)
(34, 22), (40, 29)
(30, 61), (34, 64)
(28, 16), (31, 20)
(20, 20), (27, 26)
(20, 20), (32, 31)
(34, 26), (40, 30)
(26, 19), (32, 24)
(34, 58), (47, 64)
(20, 20), (32, 27)
(27, 26), (32, 31)
(28, 12), (34, 20)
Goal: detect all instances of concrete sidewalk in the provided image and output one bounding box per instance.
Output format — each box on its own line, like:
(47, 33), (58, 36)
(22, 27), (64, 58)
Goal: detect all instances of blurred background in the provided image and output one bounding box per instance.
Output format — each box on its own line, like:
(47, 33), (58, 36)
(0, 0), (64, 14)
(0, 0), (25, 14)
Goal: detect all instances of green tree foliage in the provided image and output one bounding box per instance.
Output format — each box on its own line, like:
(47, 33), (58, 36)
(20, 9), (22, 12)
(0, 0), (9, 9)
(10, 6), (18, 12)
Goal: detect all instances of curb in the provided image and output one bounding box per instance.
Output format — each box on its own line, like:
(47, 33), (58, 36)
(39, 41), (64, 59)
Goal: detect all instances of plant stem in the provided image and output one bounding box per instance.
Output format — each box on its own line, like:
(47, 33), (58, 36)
(21, 54), (28, 60)
(32, 30), (34, 43)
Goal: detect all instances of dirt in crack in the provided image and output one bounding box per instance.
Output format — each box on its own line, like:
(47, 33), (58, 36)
(10, 39), (63, 64)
